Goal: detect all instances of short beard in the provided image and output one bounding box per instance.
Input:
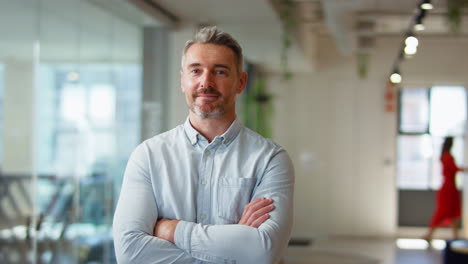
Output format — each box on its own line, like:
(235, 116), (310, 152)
(190, 105), (225, 119)
(190, 87), (226, 119)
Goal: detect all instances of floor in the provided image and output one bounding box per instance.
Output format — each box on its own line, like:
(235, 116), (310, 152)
(283, 237), (443, 264)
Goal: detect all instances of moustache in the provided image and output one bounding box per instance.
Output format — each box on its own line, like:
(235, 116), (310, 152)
(193, 88), (222, 98)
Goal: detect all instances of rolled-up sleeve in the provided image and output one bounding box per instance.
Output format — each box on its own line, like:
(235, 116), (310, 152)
(113, 144), (194, 263)
(174, 149), (295, 263)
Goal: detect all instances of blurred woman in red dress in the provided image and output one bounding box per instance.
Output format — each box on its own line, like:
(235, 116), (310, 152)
(424, 136), (465, 241)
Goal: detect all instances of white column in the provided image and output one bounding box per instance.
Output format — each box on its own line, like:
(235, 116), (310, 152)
(140, 27), (170, 140)
(2, 59), (34, 174)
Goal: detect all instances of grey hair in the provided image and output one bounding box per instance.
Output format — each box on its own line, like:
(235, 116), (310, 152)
(182, 26), (244, 73)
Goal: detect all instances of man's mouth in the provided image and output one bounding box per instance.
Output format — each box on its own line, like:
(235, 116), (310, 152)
(197, 93), (219, 98)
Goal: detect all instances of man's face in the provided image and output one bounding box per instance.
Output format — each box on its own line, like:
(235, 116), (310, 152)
(181, 43), (247, 119)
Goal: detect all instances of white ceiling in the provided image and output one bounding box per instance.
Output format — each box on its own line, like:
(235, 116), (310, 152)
(143, 0), (468, 72)
(151, 0), (313, 73)
(1, 0), (466, 73)
(0, 0), (148, 63)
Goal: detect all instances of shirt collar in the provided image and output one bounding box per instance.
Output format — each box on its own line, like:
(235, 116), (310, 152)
(183, 116), (242, 146)
(220, 118), (242, 145)
(184, 117), (200, 145)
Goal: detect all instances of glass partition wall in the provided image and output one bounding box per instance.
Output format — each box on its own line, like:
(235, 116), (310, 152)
(0, 0), (145, 263)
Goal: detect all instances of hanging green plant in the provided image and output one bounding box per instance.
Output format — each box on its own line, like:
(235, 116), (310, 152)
(252, 78), (274, 138)
(357, 52), (369, 79)
(278, 0), (296, 80)
(447, 0), (468, 33)
(242, 73), (274, 138)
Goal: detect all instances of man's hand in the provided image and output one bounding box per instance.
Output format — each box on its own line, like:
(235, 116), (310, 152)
(238, 198), (275, 228)
(154, 219), (179, 243)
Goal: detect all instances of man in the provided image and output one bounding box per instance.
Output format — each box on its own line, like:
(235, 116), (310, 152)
(113, 26), (294, 263)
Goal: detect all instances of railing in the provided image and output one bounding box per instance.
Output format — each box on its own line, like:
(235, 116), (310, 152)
(0, 173), (115, 263)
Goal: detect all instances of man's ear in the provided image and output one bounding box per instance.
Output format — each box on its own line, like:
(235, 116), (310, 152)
(180, 70), (185, 93)
(237, 72), (248, 94)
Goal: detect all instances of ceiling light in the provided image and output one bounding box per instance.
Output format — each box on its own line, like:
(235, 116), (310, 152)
(420, 0), (433, 10)
(67, 71), (80, 81)
(414, 9), (426, 31)
(404, 45), (417, 55)
(405, 35), (419, 47)
(414, 23), (425, 31)
(390, 71), (402, 84)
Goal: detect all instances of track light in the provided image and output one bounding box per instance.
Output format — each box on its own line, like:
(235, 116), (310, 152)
(404, 45), (417, 56)
(414, 9), (426, 31)
(414, 21), (425, 31)
(420, 0), (433, 10)
(403, 33), (418, 57)
(386, 1), (429, 86)
(390, 70), (402, 84)
(405, 35), (419, 47)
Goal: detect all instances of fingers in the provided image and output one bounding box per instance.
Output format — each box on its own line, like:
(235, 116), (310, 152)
(250, 214), (270, 228)
(238, 198), (270, 225)
(243, 198), (273, 217)
(249, 198), (273, 211)
(245, 203), (274, 226)
(238, 197), (275, 227)
(254, 204), (275, 217)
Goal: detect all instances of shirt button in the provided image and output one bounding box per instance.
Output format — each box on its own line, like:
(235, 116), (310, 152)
(201, 179), (207, 185)
(200, 214), (206, 220)
(205, 150), (211, 156)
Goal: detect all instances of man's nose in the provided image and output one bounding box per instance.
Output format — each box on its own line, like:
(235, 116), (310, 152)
(200, 72), (214, 88)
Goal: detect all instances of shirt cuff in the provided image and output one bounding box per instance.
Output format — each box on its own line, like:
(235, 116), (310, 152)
(174, 220), (195, 254)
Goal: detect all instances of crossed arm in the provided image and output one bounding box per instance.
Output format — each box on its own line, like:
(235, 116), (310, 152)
(154, 197), (275, 243)
(113, 147), (294, 263)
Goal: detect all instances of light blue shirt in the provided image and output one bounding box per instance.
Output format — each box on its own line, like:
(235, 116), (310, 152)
(113, 118), (294, 263)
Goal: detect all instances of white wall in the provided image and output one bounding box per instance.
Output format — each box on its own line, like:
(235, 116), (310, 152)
(270, 34), (468, 238)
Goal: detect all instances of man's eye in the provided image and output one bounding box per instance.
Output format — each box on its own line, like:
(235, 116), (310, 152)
(215, 70), (226, 75)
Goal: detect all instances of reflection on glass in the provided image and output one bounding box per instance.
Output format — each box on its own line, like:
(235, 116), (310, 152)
(0, 0), (38, 262)
(89, 85), (115, 126)
(36, 64), (141, 263)
(61, 84), (87, 123)
(399, 88), (429, 133)
(0, 0), (146, 262)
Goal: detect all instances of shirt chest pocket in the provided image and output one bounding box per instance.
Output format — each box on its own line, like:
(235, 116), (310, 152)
(217, 177), (257, 224)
